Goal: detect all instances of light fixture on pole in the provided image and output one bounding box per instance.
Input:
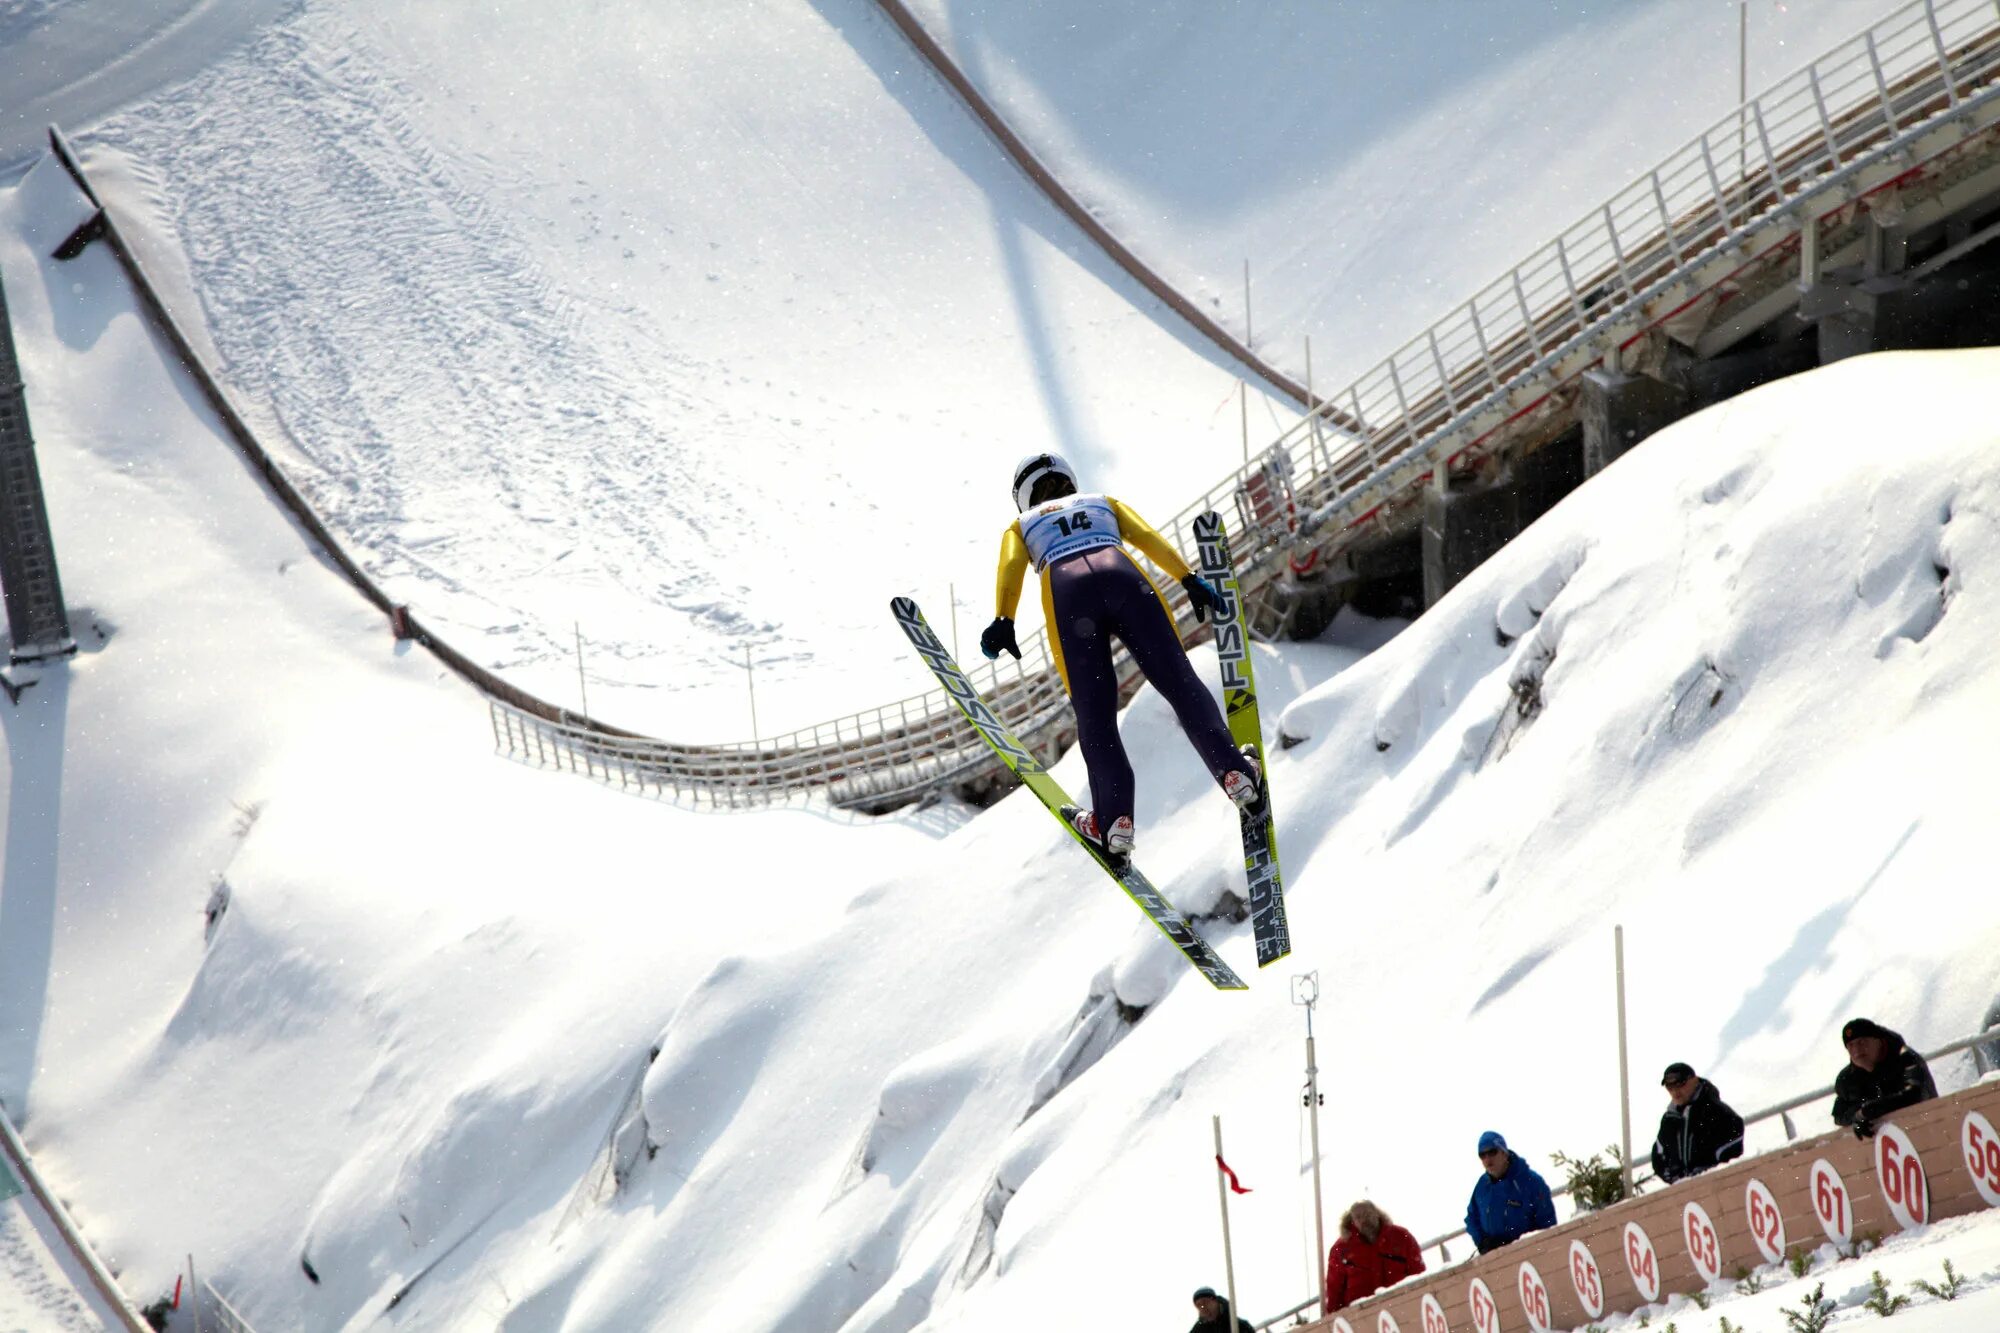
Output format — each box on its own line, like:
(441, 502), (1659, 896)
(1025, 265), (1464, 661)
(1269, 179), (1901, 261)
(1293, 971), (1327, 1309)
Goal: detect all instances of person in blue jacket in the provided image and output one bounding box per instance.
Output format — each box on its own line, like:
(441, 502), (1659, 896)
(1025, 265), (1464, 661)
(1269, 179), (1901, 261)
(1465, 1131), (1558, 1253)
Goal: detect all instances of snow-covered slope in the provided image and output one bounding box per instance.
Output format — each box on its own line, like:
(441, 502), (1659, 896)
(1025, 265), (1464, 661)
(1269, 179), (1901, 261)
(7, 146), (2000, 1332)
(68, 0), (1304, 739)
(0, 0), (287, 169)
(48, 0), (1923, 742)
(903, 0), (1913, 386)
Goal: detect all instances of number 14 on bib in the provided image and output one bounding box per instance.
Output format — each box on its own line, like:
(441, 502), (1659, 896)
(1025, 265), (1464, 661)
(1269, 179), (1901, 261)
(1193, 512), (1290, 967)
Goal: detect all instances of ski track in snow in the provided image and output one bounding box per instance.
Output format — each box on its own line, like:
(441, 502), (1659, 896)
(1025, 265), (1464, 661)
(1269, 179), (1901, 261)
(0, 1208), (100, 1333)
(92, 15), (771, 695)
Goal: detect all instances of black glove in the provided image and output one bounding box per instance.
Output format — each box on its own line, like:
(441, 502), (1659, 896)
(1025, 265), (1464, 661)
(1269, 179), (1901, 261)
(1852, 1117), (1877, 1140)
(980, 616), (1020, 661)
(1181, 574), (1223, 623)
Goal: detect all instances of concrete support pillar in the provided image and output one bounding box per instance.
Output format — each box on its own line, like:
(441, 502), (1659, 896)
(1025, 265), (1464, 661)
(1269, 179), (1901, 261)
(1580, 369), (1694, 477)
(1421, 474), (1520, 608)
(1799, 281), (1880, 364)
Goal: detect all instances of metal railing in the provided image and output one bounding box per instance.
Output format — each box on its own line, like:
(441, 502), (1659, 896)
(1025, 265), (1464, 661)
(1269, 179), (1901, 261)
(203, 1280), (258, 1333)
(493, 465), (1301, 809)
(0, 1100), (152, 1332)
(498, 0), (2000, 808)
(1253, 1024), (2000, 1331)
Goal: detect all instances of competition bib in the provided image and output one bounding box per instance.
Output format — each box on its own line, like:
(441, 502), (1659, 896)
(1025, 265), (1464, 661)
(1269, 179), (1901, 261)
(1018, 493), (1122, 571)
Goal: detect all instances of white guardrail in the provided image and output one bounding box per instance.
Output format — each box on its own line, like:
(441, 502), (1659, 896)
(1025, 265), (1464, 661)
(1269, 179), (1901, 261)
(495, 0), (2000, 808)
(0, 1100), (152, 1331)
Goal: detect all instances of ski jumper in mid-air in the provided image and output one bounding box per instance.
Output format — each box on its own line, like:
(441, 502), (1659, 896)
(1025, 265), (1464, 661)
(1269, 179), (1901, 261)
(981, 452), (1260, 863)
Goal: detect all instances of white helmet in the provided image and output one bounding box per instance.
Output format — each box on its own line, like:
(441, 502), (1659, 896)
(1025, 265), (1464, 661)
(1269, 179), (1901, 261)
(1012, 452), (1078, 511)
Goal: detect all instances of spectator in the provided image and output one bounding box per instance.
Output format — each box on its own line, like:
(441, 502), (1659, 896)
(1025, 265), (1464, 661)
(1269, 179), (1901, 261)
(1323, 1200), (1426, 1314)
(1832, 1018), (1937, 1138)
(1465, 1131), (1557, 1254)
(1650, 1062), (1746, 1184)
(1188, 1286), (1251, 1333)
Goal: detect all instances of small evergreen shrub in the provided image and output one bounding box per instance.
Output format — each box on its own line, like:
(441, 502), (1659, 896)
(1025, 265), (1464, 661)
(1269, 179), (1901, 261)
(1913, 1259), (1965, 1301)
(1549, 1142), (1630, 1210)
(1864, 1271), (1910, 1317)
(1781, 1284), (1836, 1333)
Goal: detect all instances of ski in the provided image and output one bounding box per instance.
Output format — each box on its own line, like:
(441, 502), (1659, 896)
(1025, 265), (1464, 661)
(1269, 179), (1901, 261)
(890, 597), (1247, 991)
(1192, 513), (1291, 967)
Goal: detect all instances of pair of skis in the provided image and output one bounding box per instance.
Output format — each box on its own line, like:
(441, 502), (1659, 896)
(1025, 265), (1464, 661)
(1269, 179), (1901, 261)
(890, 512), (1288, 990)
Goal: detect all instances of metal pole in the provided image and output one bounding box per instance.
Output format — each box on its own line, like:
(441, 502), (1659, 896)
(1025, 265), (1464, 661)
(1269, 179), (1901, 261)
(1304, 337), (1323, 459)
(745, 645), (761, 795)
(949, 582), (959, 661)
(1213, 1115), (1242, 1331)
(1739, 3), (1749, 188)
(1294, 973), (1327, 1312)
(1240, 381), (1249, 468)
(188, 1254), (203, 1333)
(1615, 926), (1635, 1200)
(574, 622), (590, 719)
(1244, 258), (1253, 351)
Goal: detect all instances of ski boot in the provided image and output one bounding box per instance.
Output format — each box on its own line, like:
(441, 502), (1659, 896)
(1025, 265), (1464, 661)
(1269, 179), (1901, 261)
(1221, 745), (1265, 815)
(1059, 805), (1135, 868)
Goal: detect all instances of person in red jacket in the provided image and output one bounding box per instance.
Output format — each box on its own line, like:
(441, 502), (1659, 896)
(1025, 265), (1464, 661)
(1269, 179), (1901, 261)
(1323, 1200), (1426, 1314)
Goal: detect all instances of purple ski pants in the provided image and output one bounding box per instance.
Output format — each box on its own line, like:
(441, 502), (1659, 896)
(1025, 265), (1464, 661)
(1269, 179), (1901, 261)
(1047, 546), (1244, 826)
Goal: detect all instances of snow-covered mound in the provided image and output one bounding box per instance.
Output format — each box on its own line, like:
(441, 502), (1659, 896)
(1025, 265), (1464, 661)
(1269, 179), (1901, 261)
(7, 145), (2000, 1331)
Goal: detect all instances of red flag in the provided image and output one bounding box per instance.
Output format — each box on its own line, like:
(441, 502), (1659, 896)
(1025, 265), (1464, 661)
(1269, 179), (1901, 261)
(172, 1275), (182, 1308)
(1215, 1154), (1252, 1194)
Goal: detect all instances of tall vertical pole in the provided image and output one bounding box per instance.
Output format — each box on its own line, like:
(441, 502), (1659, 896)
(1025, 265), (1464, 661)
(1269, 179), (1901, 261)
(1295, 973), (1327, 1310)
(574, 622), (590, 719)
(1240, 381), (1250, 468)
(745, 644), (761, 796)
(1739, 3), (1750, 188)
(188, 1254), (204, 1333)
(1615, 925), (1635, 1198)
(1243, 258), (1253, 351)
(949, 581), (959, 662)
(1304, 337), (1323, 458)
(1213, 1115), (1242, 1330)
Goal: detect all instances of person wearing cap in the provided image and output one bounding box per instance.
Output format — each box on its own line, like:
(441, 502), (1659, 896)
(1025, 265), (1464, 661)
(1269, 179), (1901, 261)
(1323, 1199), (1426, 1314)
(1649, 1062), (1745, 1184)
(1464, 1131), (1557, 1254)
(1832, 1018), (1937, 1138)
(1188, 1285), (1252, 1333)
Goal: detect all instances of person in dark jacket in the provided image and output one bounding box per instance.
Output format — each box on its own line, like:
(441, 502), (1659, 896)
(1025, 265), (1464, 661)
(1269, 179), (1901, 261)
(1188, 1285), (1252, 1333)
(1650, 1062), (1746, 1183)
(1831, 1018), (1937, 1138)
(1323, 1200), (1426, 1314)
(1465, 1131), (1558, 1254)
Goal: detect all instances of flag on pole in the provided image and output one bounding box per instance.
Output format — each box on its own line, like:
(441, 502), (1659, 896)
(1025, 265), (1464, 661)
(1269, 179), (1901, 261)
(1215, 1154), (1253, 1195)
